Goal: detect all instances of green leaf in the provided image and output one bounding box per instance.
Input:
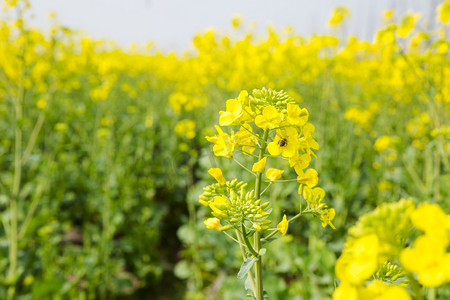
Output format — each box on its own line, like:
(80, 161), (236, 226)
(258, 248), (267, 256)
(237, 257), (258, 279)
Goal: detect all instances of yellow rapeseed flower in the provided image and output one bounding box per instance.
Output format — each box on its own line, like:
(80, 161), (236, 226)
(206, 125), (238, 158)
(208, 168), (226, 185)
(438, 1), (450, 24)
(266, 168), (284, 182)
(254, 105), (283, 129)
(374, 135), (392, 152)
(329, 7), (350, 27)
(289, 153), (311, 175)
(286, 103), (308, 126)
(252, 157), (267, 173)
(204, 217), (221, 230)
(297, 168), (318, 188)
(267, 126), (299, 158)
(320, 208), (336, 229)
(277, 214), (288, 235)
(400, 234), (449, 287)
(335, 234), (379, 285)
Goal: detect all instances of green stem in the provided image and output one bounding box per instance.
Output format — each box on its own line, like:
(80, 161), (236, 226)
(241, 224), (258, 257)
(21, 112), (45, 165)
(235, 230), (257, 296)
(264, 178), (298, 183)
(233, 157), (256, 175)
(8, 74), (25, 300)
(253, 129), (269, 300)
(261, 211), (306, 243)
(407, 273), (424, 300)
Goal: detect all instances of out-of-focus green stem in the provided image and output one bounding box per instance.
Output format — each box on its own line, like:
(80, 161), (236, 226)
(253, 129), (269, 300)
(407, 273), (424, 300)
(8, 73), (25, 300)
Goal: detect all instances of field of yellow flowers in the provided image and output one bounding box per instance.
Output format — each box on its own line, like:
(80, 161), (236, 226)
(0, 0), (449, 299)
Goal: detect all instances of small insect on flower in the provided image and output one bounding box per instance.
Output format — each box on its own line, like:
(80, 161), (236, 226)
(278, 138), (288, 147)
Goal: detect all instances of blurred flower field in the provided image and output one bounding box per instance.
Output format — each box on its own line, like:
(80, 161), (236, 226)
(0, 0), (449, 299)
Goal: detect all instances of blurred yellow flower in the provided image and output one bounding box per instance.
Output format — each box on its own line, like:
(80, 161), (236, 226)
(374, 136), (392, 152)
(438, 0), (450, 24)
(320, 208), (336, 229)
(329, 7), (350, 27)
(175, 119), (196, 139)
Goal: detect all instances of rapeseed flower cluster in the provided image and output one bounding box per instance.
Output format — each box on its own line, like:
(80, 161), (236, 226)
(202, 88), (334, 237)
(334, 199), (450, 300)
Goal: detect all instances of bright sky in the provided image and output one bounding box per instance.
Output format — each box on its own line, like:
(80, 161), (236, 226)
(27, 0), (438, 50)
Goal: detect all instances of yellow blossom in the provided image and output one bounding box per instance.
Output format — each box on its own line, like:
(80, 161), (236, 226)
(267, 126), (299, 158)
(206, 125), (238, 158)
(286, 103), (308, 126)
(329, 7), (350, 27)
(398, 13), (421, 38)
(289, 153), (311, 175)
(336, 234), (379, 285)
(174, 119), (196, 139)
(208, 168), (226, 185)
(235, 123), (258, 154)
(252, 157), (267, 173)
(204, 218), (223, 231)
(266, 168), (284, 182)
(36, 99), (47, 109)
(219, 98), (243, 126)
(277, 214), (288, 235)
(374, 136), (392, 152)
(320, 208), (336, 229)
(410, 202), (450, 239)
(437, 1), (450, 24)
(254, 105), (283, 129)
(297, 168), (318, 188)
(400, 234), (449, 287)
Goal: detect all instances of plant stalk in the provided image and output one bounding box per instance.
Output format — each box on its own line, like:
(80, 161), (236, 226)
(253, 129), (269, 300)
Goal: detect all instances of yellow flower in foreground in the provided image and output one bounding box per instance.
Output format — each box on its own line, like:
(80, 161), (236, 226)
(410, 202), (450, 239)
(399, 234), (449, 287)
(277, 214), (288, 235)
(361, 280), (411, 300)
(204, 218), (222, 231)
(208, 168), (226, 185)
(266, 168), (284, 181)
(332, 281), (359, 300)
(252, 157), (267, 173)
(254, 105), (283, 129)
(297, 168), (318, 188)
(336, 234), (379, 285)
